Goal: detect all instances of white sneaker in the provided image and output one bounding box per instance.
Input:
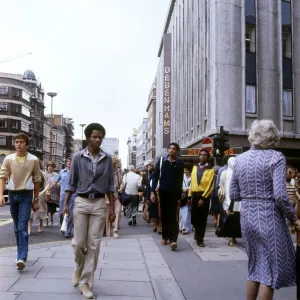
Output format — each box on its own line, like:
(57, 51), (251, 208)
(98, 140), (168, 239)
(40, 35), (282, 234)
(114, 232), (119, 238)
(16, 259), (25, 271)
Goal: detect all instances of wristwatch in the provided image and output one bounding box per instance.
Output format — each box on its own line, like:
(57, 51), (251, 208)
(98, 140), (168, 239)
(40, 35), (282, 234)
(34, 198), (39, 202)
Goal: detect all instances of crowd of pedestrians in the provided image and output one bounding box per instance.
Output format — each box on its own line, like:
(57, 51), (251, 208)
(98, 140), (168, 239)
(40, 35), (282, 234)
(0, 120), (300, 299)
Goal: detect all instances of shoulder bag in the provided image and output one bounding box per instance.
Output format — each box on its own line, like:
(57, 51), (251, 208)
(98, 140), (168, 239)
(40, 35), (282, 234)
(180, 178), (190, 207)
(119, 174), (131, 207)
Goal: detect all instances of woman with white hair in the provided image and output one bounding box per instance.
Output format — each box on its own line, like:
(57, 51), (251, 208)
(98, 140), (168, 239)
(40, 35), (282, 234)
(230, 120), (300, 300)
(121, 165), (141, 226)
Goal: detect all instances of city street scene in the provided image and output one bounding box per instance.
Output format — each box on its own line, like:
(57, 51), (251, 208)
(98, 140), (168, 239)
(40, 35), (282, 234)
(0, 0), (300, 299)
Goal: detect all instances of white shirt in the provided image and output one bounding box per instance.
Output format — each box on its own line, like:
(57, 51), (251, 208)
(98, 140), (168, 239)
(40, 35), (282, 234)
(122, 171), (141, 196)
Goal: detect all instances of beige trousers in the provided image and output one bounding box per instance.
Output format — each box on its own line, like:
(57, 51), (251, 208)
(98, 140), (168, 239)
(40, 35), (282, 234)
(72, 196), (106, 289)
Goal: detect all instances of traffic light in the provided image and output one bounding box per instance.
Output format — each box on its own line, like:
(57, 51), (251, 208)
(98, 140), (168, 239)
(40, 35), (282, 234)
(220, 126), (230, 155)
(213, 126), (230, 158)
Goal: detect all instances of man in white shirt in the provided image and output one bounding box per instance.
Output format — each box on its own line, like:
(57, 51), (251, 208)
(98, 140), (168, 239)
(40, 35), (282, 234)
(122, 165), (141, 225)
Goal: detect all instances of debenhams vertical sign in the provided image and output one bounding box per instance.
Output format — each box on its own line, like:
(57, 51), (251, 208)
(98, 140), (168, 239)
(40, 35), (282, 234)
(163, 33), (171, 149)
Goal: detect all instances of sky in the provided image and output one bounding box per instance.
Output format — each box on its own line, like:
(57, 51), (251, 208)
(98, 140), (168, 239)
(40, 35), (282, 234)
(0, 0), (170, 165)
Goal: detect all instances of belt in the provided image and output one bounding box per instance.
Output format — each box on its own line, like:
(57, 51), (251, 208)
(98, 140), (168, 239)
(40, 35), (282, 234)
(77, 193), (105, 199)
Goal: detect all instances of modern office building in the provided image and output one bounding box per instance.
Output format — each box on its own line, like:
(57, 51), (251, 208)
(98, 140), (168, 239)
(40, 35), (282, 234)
(155, 0), (300, 164)
(136, 118), (148, 170)
(101, 137), (119, 157)
(146, 80), (157, 161)
(0, 70), (45, 163)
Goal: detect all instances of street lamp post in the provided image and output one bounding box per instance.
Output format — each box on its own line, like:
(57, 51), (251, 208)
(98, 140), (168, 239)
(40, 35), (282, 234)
(47, 92), (57, 161)
(80, 124), (86, 141)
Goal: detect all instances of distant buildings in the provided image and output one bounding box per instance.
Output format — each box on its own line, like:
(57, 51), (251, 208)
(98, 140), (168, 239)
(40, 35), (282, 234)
(0, 70), (45, 163)
(101, 137), (119, 157)
(136, 119), (148, 170)
(127, 129), (137, 168)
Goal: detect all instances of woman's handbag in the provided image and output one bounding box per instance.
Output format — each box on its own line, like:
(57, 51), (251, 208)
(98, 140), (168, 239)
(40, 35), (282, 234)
(46, 185), (60, 205)
(215, 201), (242, 238)
(180, 192), (188, 207)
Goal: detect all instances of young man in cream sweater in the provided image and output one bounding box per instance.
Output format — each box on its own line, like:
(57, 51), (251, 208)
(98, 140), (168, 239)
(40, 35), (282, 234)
(0, 133), (41, 270)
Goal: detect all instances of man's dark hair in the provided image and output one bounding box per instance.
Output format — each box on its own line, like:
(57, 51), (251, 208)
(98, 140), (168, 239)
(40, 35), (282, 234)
(66, 157), (72, 161)
(200, 149), (210, 158)
(184, 162), (193, 173)
(169, 142), (180, 152)
(286, 174), (292, 183)
(14, 133), (29, 146)
(84, 123), (106, 139)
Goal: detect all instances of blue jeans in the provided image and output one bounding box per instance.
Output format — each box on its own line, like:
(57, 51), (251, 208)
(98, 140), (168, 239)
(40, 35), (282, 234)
(9, 190), (33, 260)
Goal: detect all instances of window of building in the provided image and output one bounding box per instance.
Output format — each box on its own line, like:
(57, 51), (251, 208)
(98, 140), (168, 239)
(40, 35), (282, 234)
(21, 106), (30, 117)
(0, 102), (8, 111)
(0, 86), (8, 96)
(22, 90), (30, 102)
(282, 1), (291, 28)
(11, 120), (19, 130)
(245, 0), (256, 23)
(0, 119), (7, 129)
(0, 136), (6, 146)
(12, 88), (20, 98)
(246, 24), (256, 53)
(283, 89), (293, 117)
(12, 104), (19, 113)
(21, 121), (30, 133)
(246, 85), (256, 114)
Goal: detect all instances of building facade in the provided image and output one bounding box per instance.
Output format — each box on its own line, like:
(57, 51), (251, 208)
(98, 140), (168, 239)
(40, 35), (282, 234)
(43, 121), (51, 163)
(155, 0), (300, 164)
(0, 70), (45, 163)
(101, 137), (119, 157)
(136, 118), (148, 170)
(146, 80), (157, 161)
(127, 129), (137, 168)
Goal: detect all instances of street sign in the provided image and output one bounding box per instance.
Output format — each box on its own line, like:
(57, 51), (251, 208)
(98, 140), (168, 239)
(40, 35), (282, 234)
(201, 137), (213, 152)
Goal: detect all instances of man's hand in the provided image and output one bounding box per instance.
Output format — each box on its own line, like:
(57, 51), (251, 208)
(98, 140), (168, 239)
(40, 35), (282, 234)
(294, 219), (300, 232)
(150, 192), (156, 203)
(0, 196), (5, 207)
(177, 200), (181, 207)
(63, 203), (69, 215)
(32, 200), (39, 212)
(197, 199), (204, 207)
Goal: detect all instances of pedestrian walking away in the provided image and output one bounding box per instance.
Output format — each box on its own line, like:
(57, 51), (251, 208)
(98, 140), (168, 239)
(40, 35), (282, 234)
(0, 133), (41, 271)
(151, 143), (184, 251)
(63, 123), (116, 299)
(230, 120), (300, 300)
(189, 149), (214, 248)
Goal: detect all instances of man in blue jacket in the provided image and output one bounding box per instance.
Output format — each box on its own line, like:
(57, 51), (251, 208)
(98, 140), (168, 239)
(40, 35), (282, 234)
(151, 143), (184, 251)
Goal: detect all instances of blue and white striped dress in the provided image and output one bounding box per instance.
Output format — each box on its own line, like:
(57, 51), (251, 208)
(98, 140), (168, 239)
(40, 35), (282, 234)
(230, 149), (297, 290)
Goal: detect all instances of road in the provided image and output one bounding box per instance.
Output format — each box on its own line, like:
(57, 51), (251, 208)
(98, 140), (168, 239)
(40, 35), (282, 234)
(0, 204), (297, 299)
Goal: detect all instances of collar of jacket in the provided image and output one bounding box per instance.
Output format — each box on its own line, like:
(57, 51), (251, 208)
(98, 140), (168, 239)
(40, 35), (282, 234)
(162, 155), (180, 164)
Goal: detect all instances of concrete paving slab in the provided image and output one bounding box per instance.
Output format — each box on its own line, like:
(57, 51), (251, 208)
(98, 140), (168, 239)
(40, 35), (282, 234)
(93, 280), (154, 297)
(103, 252), (144, 261)
(0, 266), (42, 278)
(95, 297), (155, 300)
(15, 292), (84, 300)
(196, 250), (248, 261)
(36, 266), (100, 279)
(100, 246), (142, 254)
(147, 267), (174, 279)
(0, 292), (20, 300)
(99, 260), (146, 270)
(9, 278), (77, 293)
(33, 258), (74, 267)
(0, 277), (19, 292)
(26, 249), (56, 258)
(144, 258), (168, 268)
(152, 278), (185, 300)
(100, 269), (150, 282)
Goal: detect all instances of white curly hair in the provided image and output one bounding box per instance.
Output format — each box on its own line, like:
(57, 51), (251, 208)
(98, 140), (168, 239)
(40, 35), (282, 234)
(248, 120), (280, 149)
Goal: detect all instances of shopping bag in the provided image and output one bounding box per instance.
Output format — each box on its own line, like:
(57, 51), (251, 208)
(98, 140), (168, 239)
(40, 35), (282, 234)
(60, 214), (68, 234)
(215, 211), (242, 238)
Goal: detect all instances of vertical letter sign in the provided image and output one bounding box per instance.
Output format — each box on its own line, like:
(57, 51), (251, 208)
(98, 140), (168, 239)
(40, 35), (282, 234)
(163, 33), (171, 149)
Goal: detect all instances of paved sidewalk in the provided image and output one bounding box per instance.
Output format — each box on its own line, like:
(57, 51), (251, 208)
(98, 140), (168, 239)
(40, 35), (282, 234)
(0, 220), (297, 299)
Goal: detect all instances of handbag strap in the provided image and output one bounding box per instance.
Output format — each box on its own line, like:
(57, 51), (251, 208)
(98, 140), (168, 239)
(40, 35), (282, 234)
(229, 200), (234, 212)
